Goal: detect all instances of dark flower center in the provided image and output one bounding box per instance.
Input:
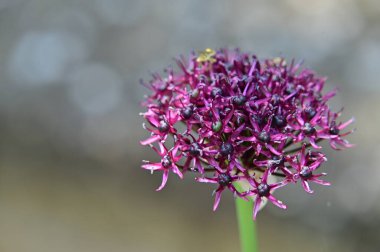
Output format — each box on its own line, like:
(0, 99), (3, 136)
(273, 115), (286, 128)
(232, 95), (247, 106)
(285, 83), (295, 94)
(300, 166), (312, 179)
(218, 173), (232, 186)
(271, 94), (281, 105)
(220, 142), (234, 156)
(157, 83), (167, 91)
(329, 127), (340, 135)
(236, 115), (245, 126)
(304, 107), (316, 119)
(257, 183), (270, 197)
(212, 121), (222, 132)
(161, 156), (172, 168)
(189, 143), (201, 156)
(329, 123), (340, 135)
(223, 107), (232, 115)
(272, 75), (281, 82)
(207, 110), (213, 118)
(158, 120), (170, 132)
(272, 155), (285, 166)
(211, 88), (222, 98)
(259, 73), (269, 83)
(258, 131), (270, 143)
(251, 114), (264, 126)
(181, 106), (194, 119)
(304, 123), (316, 135)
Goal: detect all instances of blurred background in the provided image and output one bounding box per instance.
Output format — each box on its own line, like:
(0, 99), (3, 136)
(0, 0), (379, 251)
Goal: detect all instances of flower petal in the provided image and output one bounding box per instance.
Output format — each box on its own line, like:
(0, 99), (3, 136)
(253, 196), (262, 220)
(213, 189), (223, 211)
(156, 170), (169, 191)
(141, 163), (162, 171)
(310, 177), (331, 186)
(268, 195), (287, 209)
(140, 135), (161, 145)
(172, 165), (183, 179)
(338, 117), (355, 130)
(196, 177), (217, 184)
(301, 180), (314, 194)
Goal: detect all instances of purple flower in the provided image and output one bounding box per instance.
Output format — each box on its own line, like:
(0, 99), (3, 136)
(317, 111), (355, 150)
(284, 144), (330, 193)
(196, 164), (244, 211)
(140, 109), (179, 146)
(140, 48), (354, 219)
(141, 142), (183, 191)
(243, 169), (288, 219)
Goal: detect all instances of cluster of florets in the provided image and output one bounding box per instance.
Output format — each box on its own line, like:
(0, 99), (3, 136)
(140, 48), (354, 219)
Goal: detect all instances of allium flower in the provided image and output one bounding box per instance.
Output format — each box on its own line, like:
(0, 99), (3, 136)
(196, 163), (244, 211)
(283, 144), (330, 194)
(243, 169), (288, 219)
(140, 48), (354, 219)
(141, 142), (183, 191)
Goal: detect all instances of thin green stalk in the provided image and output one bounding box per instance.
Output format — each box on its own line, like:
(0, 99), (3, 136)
(235, 186), (258, 252)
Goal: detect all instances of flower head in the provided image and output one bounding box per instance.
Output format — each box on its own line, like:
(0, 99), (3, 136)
(140, 48), (354, 219)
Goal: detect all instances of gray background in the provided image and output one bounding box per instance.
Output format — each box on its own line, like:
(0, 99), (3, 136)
(0, 0), (379, 251)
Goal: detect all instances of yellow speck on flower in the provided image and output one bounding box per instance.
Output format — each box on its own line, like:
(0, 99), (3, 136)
(196, 48), (216, 63)
(272, 57), (286, 66)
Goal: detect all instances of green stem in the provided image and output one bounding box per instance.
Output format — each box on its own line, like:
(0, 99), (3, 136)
(235, 191), (258, 252)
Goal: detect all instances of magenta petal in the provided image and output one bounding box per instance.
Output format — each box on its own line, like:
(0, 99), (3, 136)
(140, 135), (161, 145)
(309, 158), (324, 170)
(270, 181), (287, 191)
(253, 196), (262, 220)
(311, 177), (331, 186)
(284, 90), (297, 101)
(234, 160), (246, 172)
(248, 177), (259, 187)
(266, 144), (282, 155)
(301, 180), (314, 194)
(232, 124), (246, 139)
(248, 60), (257, 76)
(256, 144), (262, 155)
(309, 138), (322, 149)
(336, 139), (355, 148)
(182, 157), (192, 172)
(268, 195), (287, 209)
(224, 108), (235, 124)
(338, 117), (355, 130)
(287, 158), (299, 170)
(317, 133), (333, 139)
(310, 110), (323, 125)
(141, 163), (162, 171)
(241, 136), (257, 142)
(322, 89), (337, 101)
(263, 117), (272, 132)
(330, 141), (341, 150)
(261, 168), (270, 184)
(196, 177), (217, 184)
(173, 165), (183, 179)
(213, 190), (223, 211)
(195, 159), (204, 174)
(296, 116), (304, 126)
(156, 170), (169, 191)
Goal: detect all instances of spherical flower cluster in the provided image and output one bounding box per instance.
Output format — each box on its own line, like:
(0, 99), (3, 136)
(140, 48), (354, 219)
